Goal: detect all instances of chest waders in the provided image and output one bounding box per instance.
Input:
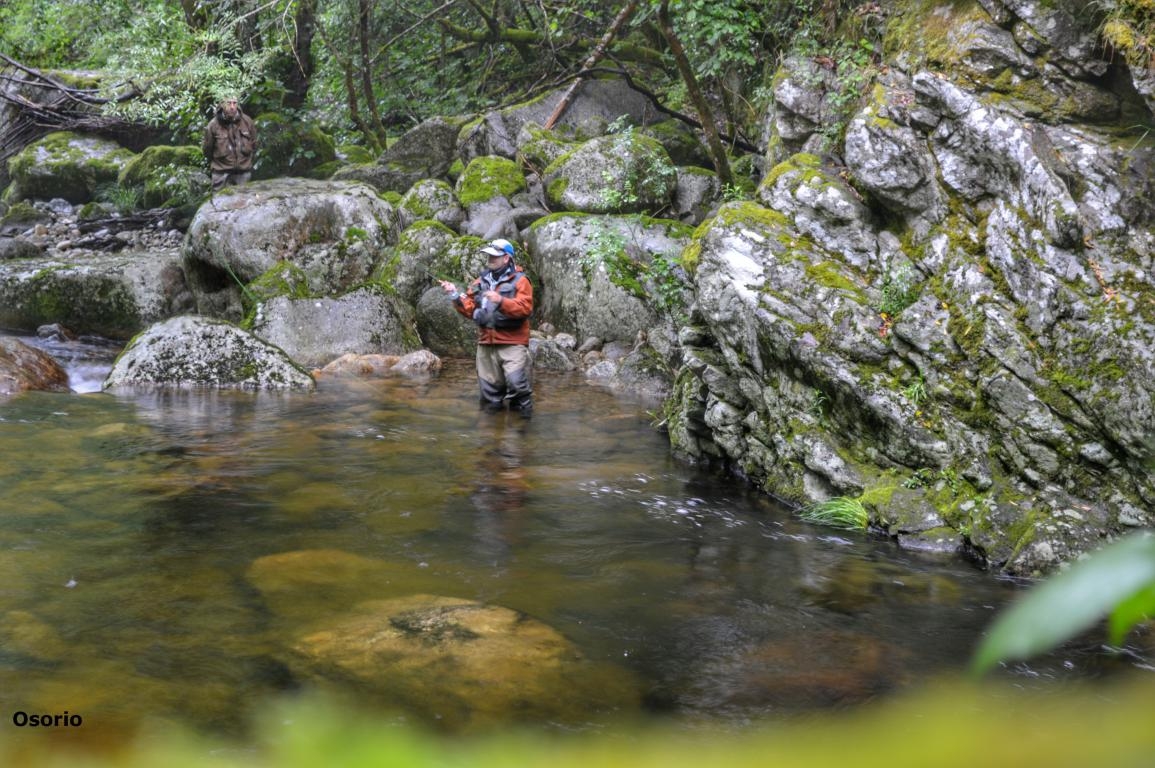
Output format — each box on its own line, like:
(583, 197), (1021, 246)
(472, 271), (532, 418)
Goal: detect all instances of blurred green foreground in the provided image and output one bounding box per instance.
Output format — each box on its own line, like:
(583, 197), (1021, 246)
(4, 677), (1153, 768)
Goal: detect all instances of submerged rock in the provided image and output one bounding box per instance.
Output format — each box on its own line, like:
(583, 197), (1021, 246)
(287, 594), (642, 731)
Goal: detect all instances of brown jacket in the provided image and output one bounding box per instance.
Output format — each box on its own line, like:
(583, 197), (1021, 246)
(202, 108), (257, 173)
(452, 265), (534, 345)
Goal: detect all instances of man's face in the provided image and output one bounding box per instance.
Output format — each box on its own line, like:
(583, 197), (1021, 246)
(222, 99), (239, 117)
(487, 254), (508, 271)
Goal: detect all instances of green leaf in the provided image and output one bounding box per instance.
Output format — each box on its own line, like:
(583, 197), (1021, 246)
(1108, 581), (1155, 646)
(971, 533), (1155, 675)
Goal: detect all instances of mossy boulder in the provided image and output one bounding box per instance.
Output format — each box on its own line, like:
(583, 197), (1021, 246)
(0, 251), (191, 338)
(454, 155), (526, 207)
(286, 594), (642, 732)
(332, 117), (464, 194)
(397, 179), (464, 231)
(4, 131), (134, 204)
(543, 132), (677, 215)
(117, 145), (209, 208)
(252, 114), (338, 180)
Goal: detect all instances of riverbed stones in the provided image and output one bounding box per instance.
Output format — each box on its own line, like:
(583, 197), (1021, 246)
(286, 594), (641, 731)
(102, 316), (314, 390)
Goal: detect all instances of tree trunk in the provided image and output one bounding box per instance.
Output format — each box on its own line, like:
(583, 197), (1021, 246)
(543, 0), (640, 130)
(358, 0), (386, 142)
(283, 0), (317, 110)
(656, 0), (733, 187)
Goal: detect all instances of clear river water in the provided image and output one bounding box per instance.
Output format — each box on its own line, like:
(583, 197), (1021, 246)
(1, 333), (1148, 751)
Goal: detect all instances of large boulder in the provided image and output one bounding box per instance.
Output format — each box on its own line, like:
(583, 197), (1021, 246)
(332, 116), (462, 194)
(458, 78), (663, 163)
(454, 155), (527, 238)
(248, 285), (421, 368)
(0, 249), (192, 339)
(0, 337), (70, 395)
(182, 178), (398, 320)
(286, 594), (641, 731)
(103, 315), (314, 390)
(396, 179), (465, 232)
(543, 132), (677, 215)
(4, 131), (135, 205)
(378, 221), (480, 307)
(117, 145), (209, 209)
(524, 213), (691, 349)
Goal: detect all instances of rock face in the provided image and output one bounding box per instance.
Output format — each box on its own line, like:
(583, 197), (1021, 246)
(0, 338), (70, 395)
(668, 0), (1155, 575)
(287, 594), (640, 731)
(103, 316), (314, 390)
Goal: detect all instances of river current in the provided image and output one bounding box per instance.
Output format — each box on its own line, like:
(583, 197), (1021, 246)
(1, 333), (1146, 748)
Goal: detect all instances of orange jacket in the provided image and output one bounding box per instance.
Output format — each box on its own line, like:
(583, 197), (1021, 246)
(452, 265), (533, 345)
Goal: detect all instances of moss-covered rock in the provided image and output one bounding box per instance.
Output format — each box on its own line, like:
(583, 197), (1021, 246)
(454, 155), (526, 207)
(5, 132), (135, 204)
(104, 315), (315, 390)
(118, 145), (209, 208)
(542, 132), (677, 215)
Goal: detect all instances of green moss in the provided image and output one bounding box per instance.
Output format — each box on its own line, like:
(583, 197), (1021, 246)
(338, 144), (376, 164)
(712, 200), (792, 231)
(881, 0), (986, 72)
(546, 176), (569, 202)
(760, 152), (824, 190)
(118, 145), (202, 187)
(240, 262), (312, 327)
(805, 261), (865, 296)
(455, 156), (526, 206)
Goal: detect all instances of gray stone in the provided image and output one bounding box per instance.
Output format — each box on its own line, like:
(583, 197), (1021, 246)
(103, 316), (314, 390)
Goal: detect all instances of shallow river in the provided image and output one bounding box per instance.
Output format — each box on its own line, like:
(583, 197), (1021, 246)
(1, 335), (1146, 748)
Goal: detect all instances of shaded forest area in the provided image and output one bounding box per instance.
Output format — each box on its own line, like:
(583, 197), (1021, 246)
(0, 0), (864, 159)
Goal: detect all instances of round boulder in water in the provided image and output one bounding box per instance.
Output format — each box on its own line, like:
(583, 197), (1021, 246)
(103, 315), (314, 390)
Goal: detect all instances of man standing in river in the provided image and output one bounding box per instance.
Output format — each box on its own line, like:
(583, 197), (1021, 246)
(202, 96), (257, 191)
(440, 239), (535, 418)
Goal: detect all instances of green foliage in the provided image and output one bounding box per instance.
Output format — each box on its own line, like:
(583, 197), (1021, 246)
(94, 181), (142, 213)
(798, 496), (869, 530)
(902, 375), (928, 405)
(1096, 0), (1155, 71)
(971, 532), (1155, 675)
(878, 263), (921, 316)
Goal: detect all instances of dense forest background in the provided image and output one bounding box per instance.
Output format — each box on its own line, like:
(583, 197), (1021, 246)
(5, 1), (1154, 171)
(0, 0), (914, 156)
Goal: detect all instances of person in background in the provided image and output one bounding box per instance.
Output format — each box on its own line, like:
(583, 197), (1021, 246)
(440, 239), (535, 418)
(202, 96), (257, 191)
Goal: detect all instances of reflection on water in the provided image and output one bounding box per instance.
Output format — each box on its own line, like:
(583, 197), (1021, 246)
(0, 356), (1145, 748)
